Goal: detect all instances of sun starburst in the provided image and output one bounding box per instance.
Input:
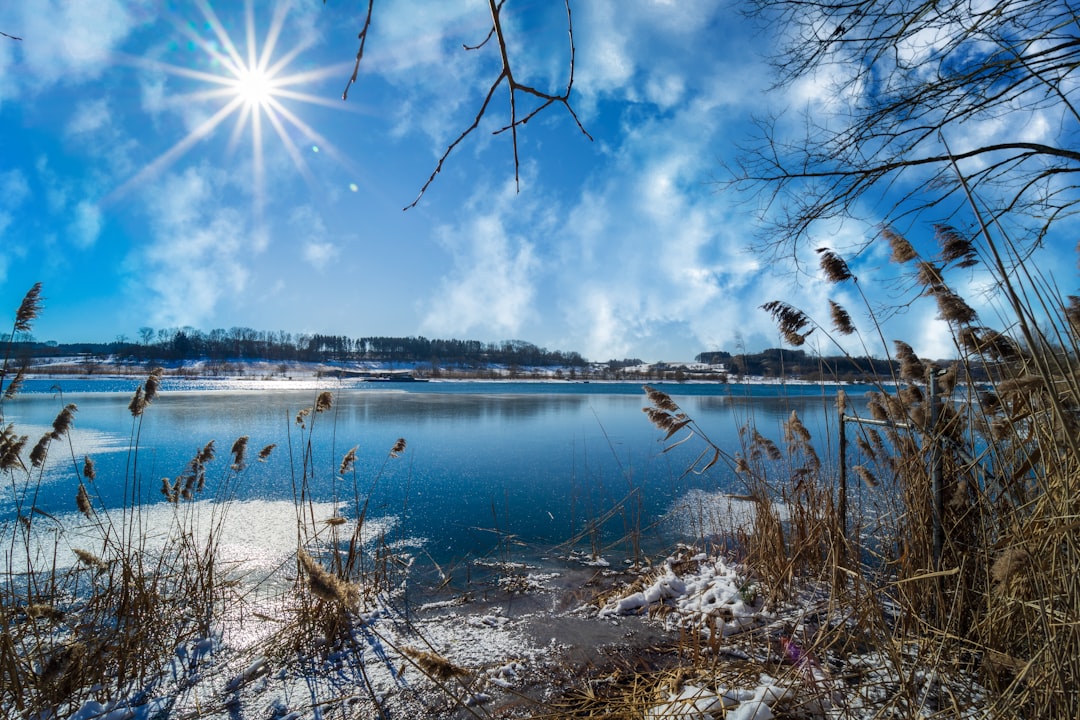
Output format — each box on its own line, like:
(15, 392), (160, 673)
(108, 0), (360, 224)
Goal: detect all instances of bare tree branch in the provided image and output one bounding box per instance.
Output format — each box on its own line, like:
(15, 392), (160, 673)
(337, 0), (591, 209)
(340, 0), (374, 102)
(0, 30), (21, 41)
(731, 0), (1080, 258)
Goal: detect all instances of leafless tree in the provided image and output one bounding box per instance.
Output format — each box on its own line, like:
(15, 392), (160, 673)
(732, 0), (1080, 258)
(341, 0), (592, 210)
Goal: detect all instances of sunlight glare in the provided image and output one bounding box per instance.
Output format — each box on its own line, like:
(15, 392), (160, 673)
(232, 66), (276, 108)
(107, 0), (363, 219)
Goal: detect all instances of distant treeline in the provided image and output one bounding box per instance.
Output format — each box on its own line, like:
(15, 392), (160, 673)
(14, 328), (589, 368)
(695, 348), (900, 381)
(10, 325), (983, 382)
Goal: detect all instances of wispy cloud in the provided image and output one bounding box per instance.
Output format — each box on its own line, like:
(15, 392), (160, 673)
(0, 1), (150, 103)
(69, 200), (102, 248)
(136, 166), (253, 328)
(421, 178), (540, 338)
(291, 205), (339, 271)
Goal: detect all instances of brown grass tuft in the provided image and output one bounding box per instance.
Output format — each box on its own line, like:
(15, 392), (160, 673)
(991, 547), (1033, 599)
(257, 443), (276, 461)
(82, 456), (96, 482)
(25, 603), (64, 621)
(1066, 295), (1080, 337)
(315, 391), (333, 413)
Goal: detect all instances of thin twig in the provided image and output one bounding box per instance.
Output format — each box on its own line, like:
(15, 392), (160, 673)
(341, 0), (374, 102)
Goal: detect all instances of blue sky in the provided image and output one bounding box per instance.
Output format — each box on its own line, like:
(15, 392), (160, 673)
(0, 0), (1074, 363)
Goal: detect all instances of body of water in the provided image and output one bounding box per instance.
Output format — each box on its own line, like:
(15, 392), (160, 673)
(1, 379), (868, 587)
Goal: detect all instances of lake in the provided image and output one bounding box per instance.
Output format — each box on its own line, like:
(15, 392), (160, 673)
(1, 378), (867, 592)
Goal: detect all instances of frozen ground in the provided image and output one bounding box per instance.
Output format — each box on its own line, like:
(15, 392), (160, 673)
(54, 546), (988, 720)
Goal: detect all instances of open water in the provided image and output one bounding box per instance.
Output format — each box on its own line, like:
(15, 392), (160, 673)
(1, 378), (871, 584)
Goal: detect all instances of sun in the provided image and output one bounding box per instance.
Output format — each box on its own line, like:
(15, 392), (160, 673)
(108, 1), (359, 222)
(232, 66), (277, 109)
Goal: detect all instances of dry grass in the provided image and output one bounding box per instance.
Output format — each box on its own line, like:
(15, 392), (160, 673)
(642, 222), (1080, 718)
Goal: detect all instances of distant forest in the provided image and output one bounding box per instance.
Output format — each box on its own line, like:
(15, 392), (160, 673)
(0, 324), (956, 382)
(10, 328), (592, 370)
(694, 348), (900, 382)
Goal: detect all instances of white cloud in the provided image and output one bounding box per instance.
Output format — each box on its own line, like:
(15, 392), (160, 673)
(303, 241), (338, 269)
(137, 167), (252, 328)
(65, 98), (112, 138)
(289, 205), (340, 271)
(421, 180), (540, 338)
(0, 170), (29, 236)
(69, 200), (102, 248)
(0, 0), (151, 104)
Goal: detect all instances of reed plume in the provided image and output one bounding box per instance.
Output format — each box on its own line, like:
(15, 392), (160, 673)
(340, 446), (358, 474)
(644, 385), (679, 412)
(761, 300), (813, 346)
(161, 477), (177, 503)
(257, 443), (276, 461)
(14, 282), (43, 333)
(3, 362), (26, 400)
(129, 369), (164, 416)
(196, 440), (216, 466)
(817, 248), (853, 282)
(935, 224), (979, 268)
(934, 288), (978, 325)
(50, 403), (76, 439)
(401, 646), (469, 680)
(894, 341), (925, 381)
(143, 367), (163, 404)
(915, 261), (946, 291)
(0, 424), (27, 470)
(315, 391), (333, 413)
(30, 433), (52, 468)
(76, 483), (93, 518)
(389, 438), (407, 457)
(298, 549), (359, 608)
(883, 227), (918, 263)
(828, 300), (855, 335)
(82, 456), (96, 482)
(852, 465), (879, 488)
(128, 386), (146, 417)
(230, 436), (249, 471)
(72, 549), (106, 570)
